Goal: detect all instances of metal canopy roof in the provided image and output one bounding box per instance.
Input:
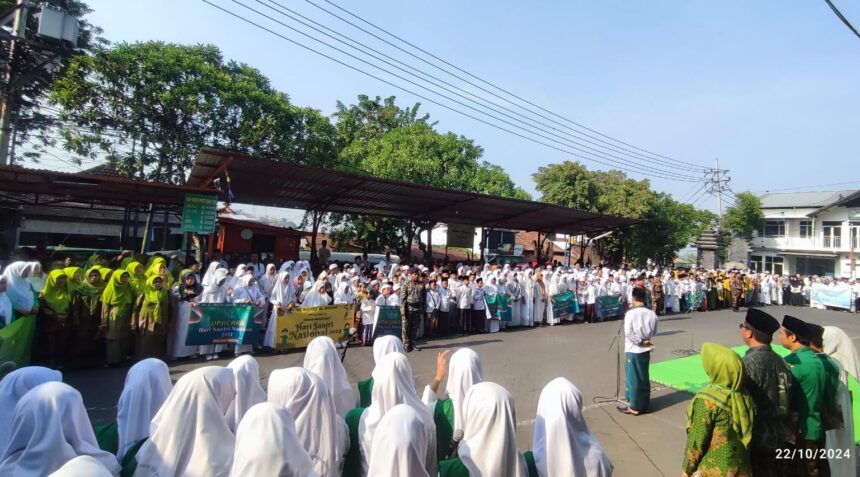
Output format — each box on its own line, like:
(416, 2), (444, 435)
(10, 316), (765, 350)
(187, 148), (641, 235)
(0, 165), (217, 207)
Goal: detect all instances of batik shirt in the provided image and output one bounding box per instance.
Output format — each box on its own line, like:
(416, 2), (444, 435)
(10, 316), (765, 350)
(742, 345), (795, 450)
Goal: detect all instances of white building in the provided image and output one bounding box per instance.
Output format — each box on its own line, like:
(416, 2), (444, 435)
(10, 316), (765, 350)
(749, 190), (860, 277)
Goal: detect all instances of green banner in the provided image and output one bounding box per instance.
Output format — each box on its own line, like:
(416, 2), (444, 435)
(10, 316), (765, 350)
(373, 306), (402, 338)
(597, 295), (621, 319)
(0, 316), (36, 367)
(486, 294), (512, 321)
(180, 193), (218, 234)
(552, 291), (576, 320)
(186, 304), (262, 346)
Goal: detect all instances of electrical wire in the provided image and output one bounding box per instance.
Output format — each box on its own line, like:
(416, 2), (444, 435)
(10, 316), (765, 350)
(758, 180), (860, 193)
(259, 0), (709, 175)
(682, 182), (707, 204)
(309, 0), (710, 173)
(202, 0), (707, 182)
(823, 0), (860, 39)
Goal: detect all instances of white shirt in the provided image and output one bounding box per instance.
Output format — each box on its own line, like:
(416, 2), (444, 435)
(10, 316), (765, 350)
(438, 286), (453, 312)
(472, 287), (486, 310)
(623, 306), (657, 354)
(457, 286), (473, 310)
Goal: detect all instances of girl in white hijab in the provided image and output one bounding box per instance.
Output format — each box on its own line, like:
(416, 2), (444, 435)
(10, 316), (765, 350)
(0, 275), (12, 327)
(132, 367), (236, 477)
(358, 352), (437, 476)
(0, 366), (62, 453)
(444, 348), (483, 431)
(229, 402), (318, 477)
(201, 262), (222, 288)
(367, 404), (431, 477)
(303, 336), (355, 418)
(226, 355), (267, 432)
(823, 325), (860, 381)
(532, 378), (612, 477)
(198, 268), (229, 360)
(27, 261), (46, 294)
(0, 381), (121, 477)
(821, 326), (857, 476)
(267, 368), (348, 477)
(334, 281), (355, 305)
(231, 276), (265, 356)
(256, 264), (277, 299)
(49, 455), (114, 477)
(116, 359), (172, 462)
(1, 261), (35, 316)
(445, 381), (527, 477)
(264, 271), (296, 348)
(357, 335), (406, 407)
(225, 264), (247, 292)
(302, 280), (331, 307)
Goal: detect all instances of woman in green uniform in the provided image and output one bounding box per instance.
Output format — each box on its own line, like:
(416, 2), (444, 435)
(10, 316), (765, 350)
(357, 335), (404, 407)
(37, 270), (72, 368)
(100, 270), (134, 366)
(126, 262), (146, 297)
(681, 342), (753, 477)
(131, 276), (169, 361)
(423, 348), (479, 462)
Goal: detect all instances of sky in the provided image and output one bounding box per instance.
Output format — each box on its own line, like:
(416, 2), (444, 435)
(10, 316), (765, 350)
(41, 0), (860, 213)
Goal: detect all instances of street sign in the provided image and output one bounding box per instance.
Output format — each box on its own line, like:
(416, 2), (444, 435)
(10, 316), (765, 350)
(180, 193), (218, 234)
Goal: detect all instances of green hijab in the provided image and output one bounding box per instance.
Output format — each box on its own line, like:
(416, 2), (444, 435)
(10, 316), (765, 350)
(41, 269), (71, 315)
(126, 262), (146, 295)
(688, 342), (754, 447)
(101, 271), (133, 308)
(63, 267), (83, 294)
(142, 275), (168, 324)
(77, 266), (107, 315)
(145, 257), (174, 288)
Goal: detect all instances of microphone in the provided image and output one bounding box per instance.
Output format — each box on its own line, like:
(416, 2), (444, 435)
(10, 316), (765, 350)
(340, 327), (359, 363)
(447, 429), (464, 459)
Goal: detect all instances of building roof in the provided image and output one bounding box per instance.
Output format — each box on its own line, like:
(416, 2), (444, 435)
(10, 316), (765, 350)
(759, 190), (856, 209)
(187, 148), (642, 235)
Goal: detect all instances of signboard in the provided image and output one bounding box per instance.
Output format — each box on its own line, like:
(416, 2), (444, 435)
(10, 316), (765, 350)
(810, 283), (853, 310)
(275, 305), (354, 350)
(447, 223), (476, 249)
(551, 291), (577, 320)
(180, 193), (218, 234)
(596, 296), (621, 319)
(372, 306), (402, 338)
(186, 304), (262, 346)
(485, 294), (512, 322)
(513, 244), (524, 256)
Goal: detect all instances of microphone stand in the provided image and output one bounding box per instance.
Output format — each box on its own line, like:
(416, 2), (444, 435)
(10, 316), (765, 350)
(594, 318), (627, 405)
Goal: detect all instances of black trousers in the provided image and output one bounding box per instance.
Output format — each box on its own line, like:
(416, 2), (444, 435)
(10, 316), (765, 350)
(459, 308), (472, 334)
(437, 310), (450, 336)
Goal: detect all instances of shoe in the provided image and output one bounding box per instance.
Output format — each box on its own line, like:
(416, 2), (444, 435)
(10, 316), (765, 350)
(616, 405), (641, 416)
(406, 348), (413, 353)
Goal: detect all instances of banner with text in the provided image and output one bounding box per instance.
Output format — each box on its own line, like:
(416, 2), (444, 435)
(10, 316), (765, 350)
(372, 306), (402, 339)
(597, 295), (622, 319)
(485, 294), (512, 321)
(810, 283), (853, 310)
(552, 291), (576, 321)
(186, 304), (262, 346)
(275, 305), (354, 350)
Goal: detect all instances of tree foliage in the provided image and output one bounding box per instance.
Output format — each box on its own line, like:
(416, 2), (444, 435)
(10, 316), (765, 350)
(533, 161), (713, 264)
(50, 41), (336, 183)
(0, 0), (105, 162)
(723, 191), (763, 240)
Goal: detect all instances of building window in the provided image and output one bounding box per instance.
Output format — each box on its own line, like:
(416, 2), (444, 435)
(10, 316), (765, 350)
(749, 255), (762, 272)
(850, 222), (860, 250)
(764, 256), (784, 275)
(764, 219), (785, 237)
(822, 221), (842, 248)
(799, 220), (812, 238)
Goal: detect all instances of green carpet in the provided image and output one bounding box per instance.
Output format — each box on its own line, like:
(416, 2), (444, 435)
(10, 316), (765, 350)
(650, 345), (860, 444)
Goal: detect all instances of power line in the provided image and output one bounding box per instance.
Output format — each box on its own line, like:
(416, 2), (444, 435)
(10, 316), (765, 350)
(201, 0), (707, 182)
(262, 0), (709, 175)
(307, 0), (711, 173)
(682, 181), (707, 204)
(224, 0), (705, 181)
(758, 180), (860, 193)
(823, 0), (860, 40)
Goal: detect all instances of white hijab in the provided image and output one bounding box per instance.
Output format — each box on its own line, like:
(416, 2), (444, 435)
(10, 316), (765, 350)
(229, 402), (318, 477)
(48, 455), (114, 477)
(367, 404), (431, 477)
(333, 282), (354, 305)
(267, 368), (348, 477)
(303, 336), (355, 418)
(201, 262), (222, 288)
(0, 366), (62, 452)
(200, 268), (229, 303)
(132, 367), (236, 477)
(257, 264), (277, 298)
(226, 355), (267, 432)
(117, 359), (172, 462)
(373, 335), (404, 364)
(302, 281), (331, 307)
(270, 271), (296, 306)
(445, 348), (484, 431)
(533, 378), (613, 477)
(459, 382), (527, 477)
(1, 261), (33, 311)
(27, 262), (45, 294)
(0, 381), (121, 477)
(359, 352), (437, 476)
(823, 326), (860, 381)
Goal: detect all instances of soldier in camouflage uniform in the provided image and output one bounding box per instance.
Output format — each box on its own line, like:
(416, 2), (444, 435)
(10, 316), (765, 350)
(401, 269), (425, 352)
(651, 275), (664, 316)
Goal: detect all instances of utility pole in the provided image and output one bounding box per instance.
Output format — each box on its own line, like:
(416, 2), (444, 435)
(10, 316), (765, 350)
(705, 159), (731, 228)
(0, 0), (29, 166)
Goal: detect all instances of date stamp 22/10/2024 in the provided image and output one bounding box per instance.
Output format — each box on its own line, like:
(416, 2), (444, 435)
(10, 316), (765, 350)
(775, 448), (851, 460)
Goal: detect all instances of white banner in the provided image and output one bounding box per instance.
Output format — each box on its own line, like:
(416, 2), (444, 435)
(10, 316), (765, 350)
(810, 283), (853, 309)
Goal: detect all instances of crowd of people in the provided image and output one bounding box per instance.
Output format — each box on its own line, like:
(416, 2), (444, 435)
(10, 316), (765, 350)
(0, 335), (615, 476)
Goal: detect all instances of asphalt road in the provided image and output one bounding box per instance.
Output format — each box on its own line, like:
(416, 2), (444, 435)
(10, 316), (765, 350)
(64, 305), (860, 477)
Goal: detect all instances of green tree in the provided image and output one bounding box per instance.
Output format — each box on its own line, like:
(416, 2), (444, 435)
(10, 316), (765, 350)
(0, 0), (105, 163)
(628, 193), (715, 265)
(50, 41), (335, 183)
(723, 191), (763, 240)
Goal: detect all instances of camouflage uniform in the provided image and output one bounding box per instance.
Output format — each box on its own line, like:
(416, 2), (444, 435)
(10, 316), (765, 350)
(401, 279), (425, 350)
(651, 277), (664, 315)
